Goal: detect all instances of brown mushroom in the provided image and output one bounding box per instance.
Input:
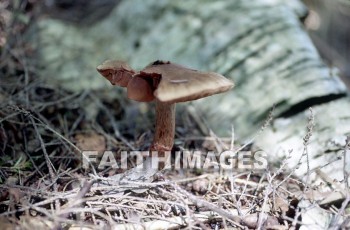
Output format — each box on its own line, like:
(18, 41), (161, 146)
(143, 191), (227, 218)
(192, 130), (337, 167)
(97, 60), (135, 87)
(97, 60), (234, 154)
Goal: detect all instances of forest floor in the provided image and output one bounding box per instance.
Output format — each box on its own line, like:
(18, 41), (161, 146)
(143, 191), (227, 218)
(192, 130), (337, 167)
(0, 1), (349, 229)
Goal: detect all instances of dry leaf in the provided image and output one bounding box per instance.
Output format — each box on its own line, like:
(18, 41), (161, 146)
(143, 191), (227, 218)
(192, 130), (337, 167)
(74, 132), (106, 156)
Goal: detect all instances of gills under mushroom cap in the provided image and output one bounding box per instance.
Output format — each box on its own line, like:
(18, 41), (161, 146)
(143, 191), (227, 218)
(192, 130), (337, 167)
(127, 75), (155, 102)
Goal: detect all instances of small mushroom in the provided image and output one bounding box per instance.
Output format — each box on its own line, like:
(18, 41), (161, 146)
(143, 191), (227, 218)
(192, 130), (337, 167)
(97, 60), (234, 154)
(97, 60), (135, 87)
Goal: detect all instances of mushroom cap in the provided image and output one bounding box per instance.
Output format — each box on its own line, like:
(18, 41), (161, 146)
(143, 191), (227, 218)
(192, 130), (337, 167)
(140, 61), (234, 103)
(96, 60), (135, 87)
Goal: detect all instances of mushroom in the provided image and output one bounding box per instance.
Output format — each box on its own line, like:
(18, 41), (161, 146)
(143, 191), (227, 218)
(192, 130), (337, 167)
(97, 60), (234, 153)
(97, 60), (135, 87)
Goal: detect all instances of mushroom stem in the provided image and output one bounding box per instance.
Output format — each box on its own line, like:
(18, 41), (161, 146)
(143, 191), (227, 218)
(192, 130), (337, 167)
(150, 100), (175, 152)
